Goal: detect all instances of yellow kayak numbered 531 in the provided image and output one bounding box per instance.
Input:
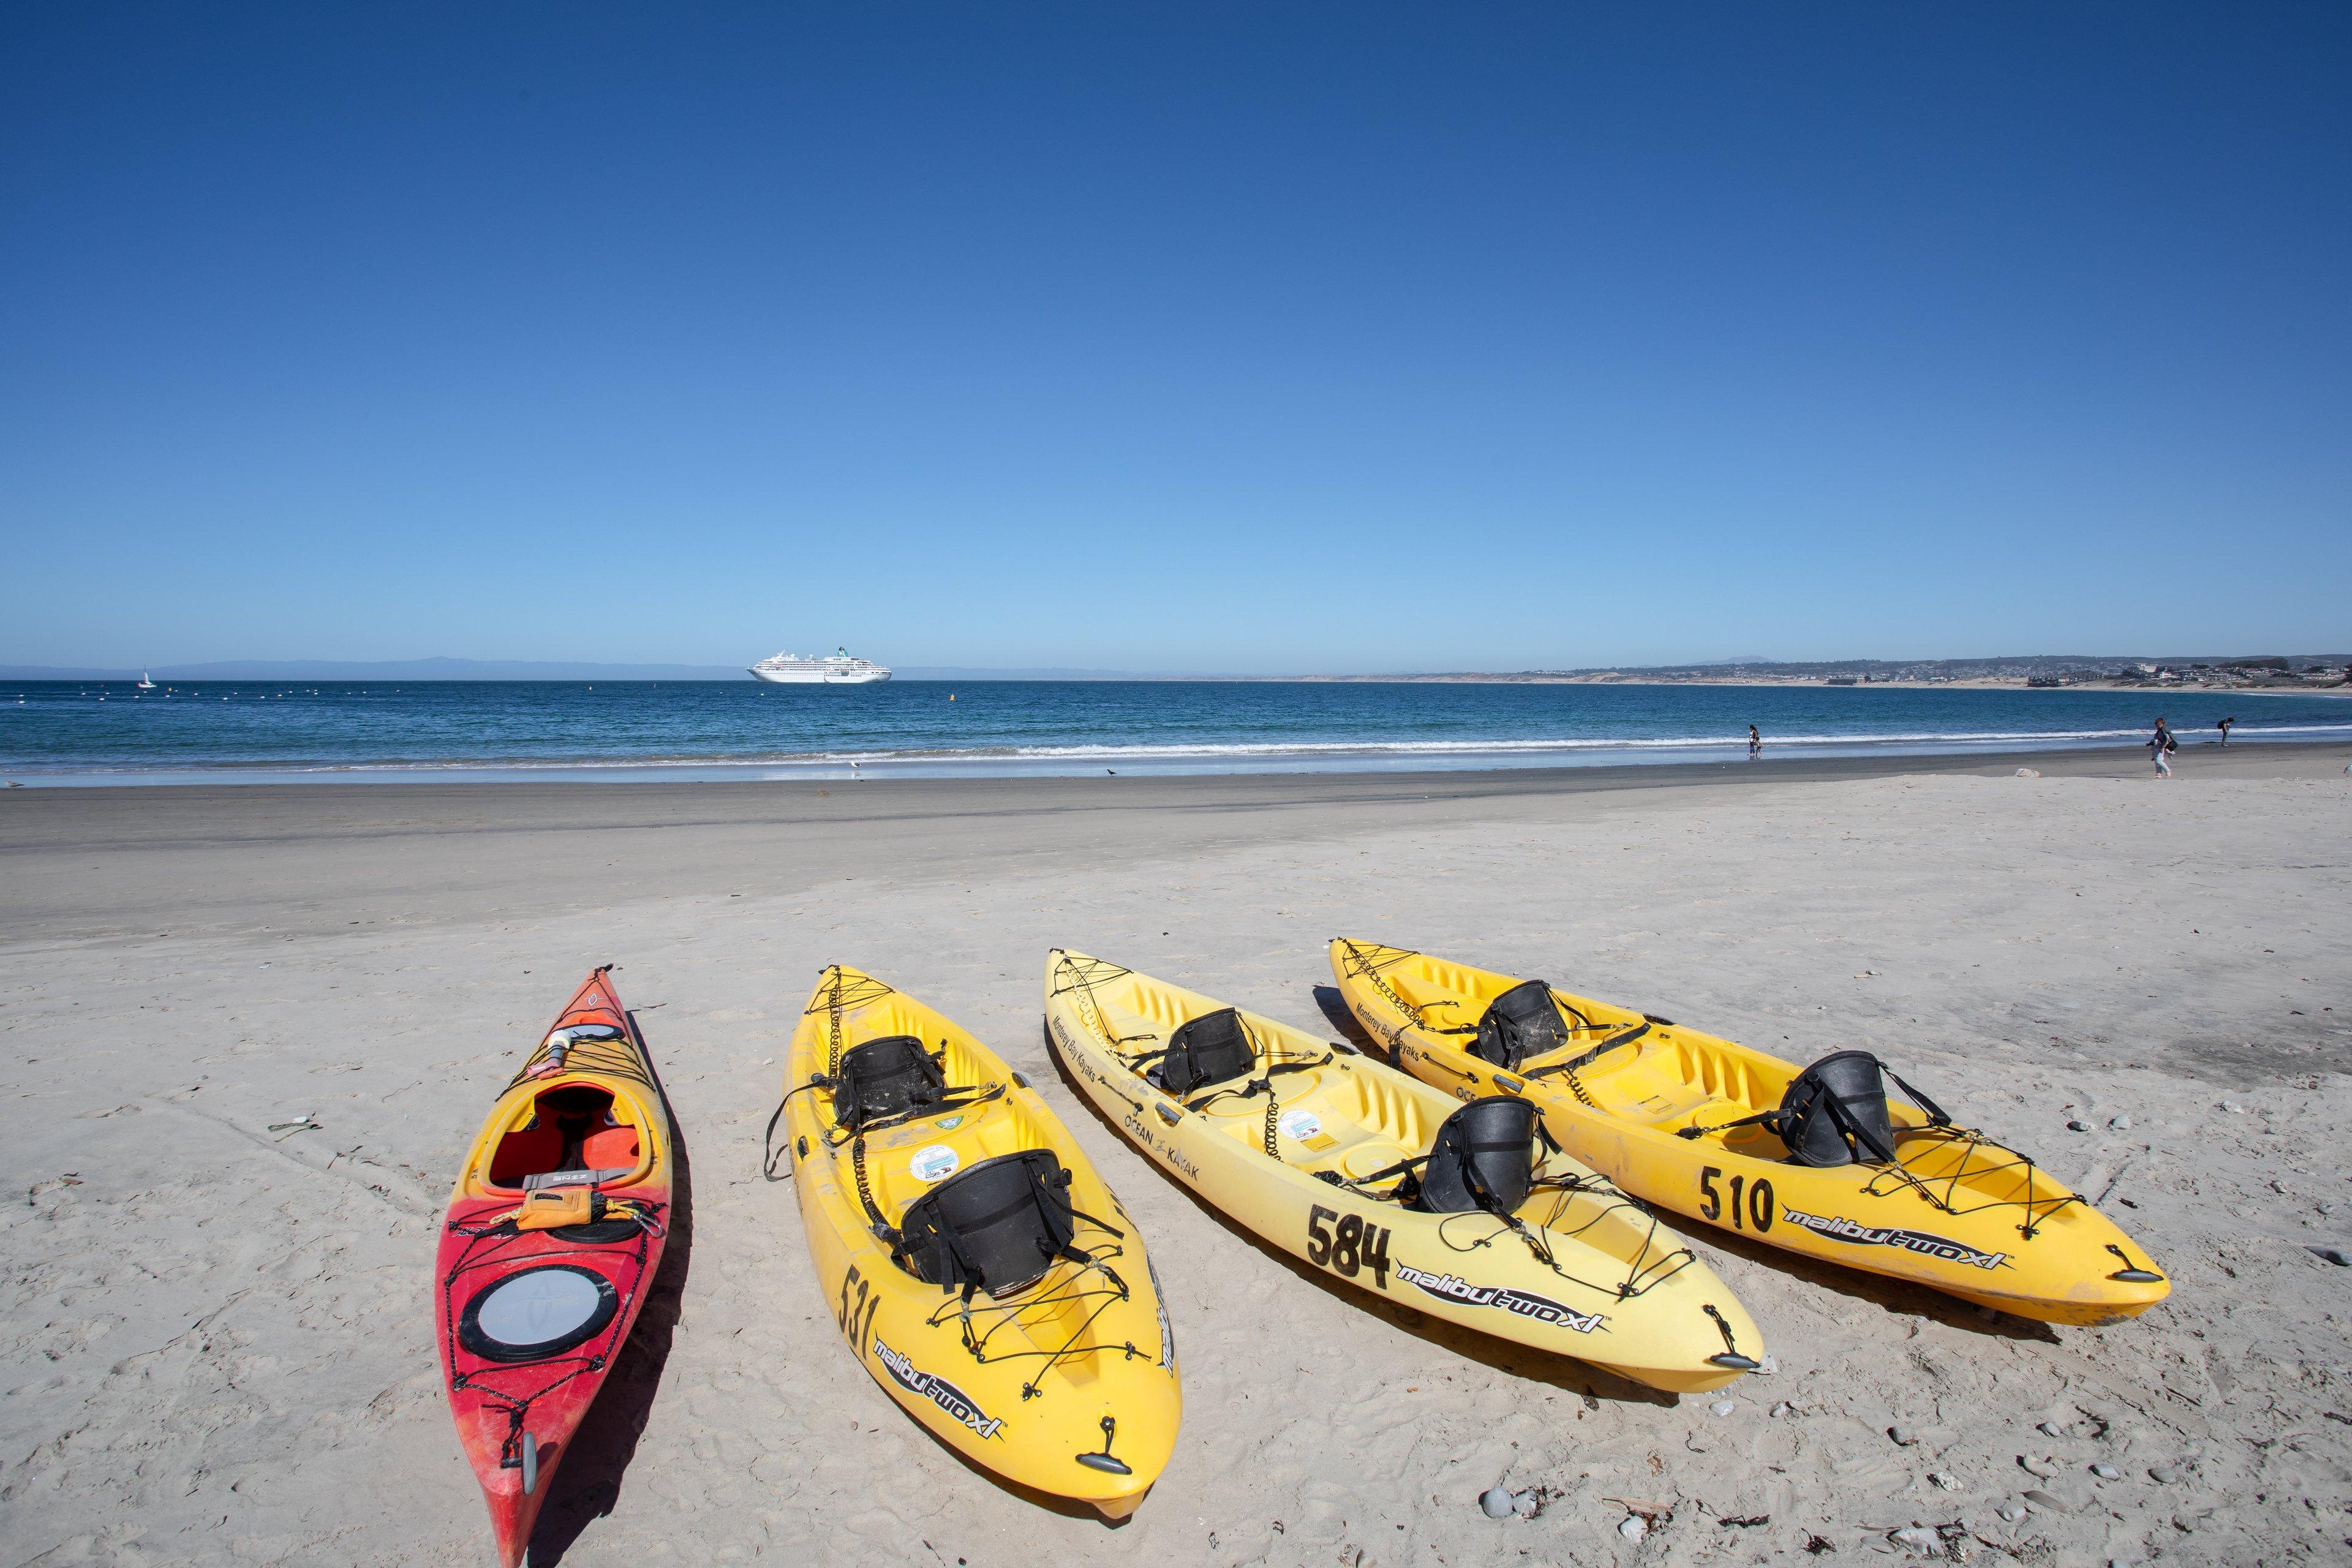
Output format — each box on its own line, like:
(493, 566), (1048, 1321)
(773, 967), (1180, 1517)
(1330, 939), (2169, 1327)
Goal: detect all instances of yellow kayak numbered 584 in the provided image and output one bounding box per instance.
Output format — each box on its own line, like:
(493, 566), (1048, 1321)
(1044, 951), (1764, 1394)
(1330, 939), (2169, 1327)
(772, 967), (1180, 1517)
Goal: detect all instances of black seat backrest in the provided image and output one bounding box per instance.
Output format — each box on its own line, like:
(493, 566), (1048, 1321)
(895, 1149), (1076, 1296)
(1411, 1095), (1539, 1214)
(1776, 1050), (1899, 1166)
(1471, 980), (1567, 1071)
(1156, 1008), (1257, 1096)
(834, 1036), (949, 1132)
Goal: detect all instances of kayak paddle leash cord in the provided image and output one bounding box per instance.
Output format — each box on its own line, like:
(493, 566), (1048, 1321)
(804, 966), (898, 1080)
(1333, 940), (1474, 1035)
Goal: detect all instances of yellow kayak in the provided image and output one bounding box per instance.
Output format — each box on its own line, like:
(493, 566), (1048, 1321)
(774, 967), (1180, 1517)
(1330, 940), (2169, 1327)
(1044, 951), (1763, 1394)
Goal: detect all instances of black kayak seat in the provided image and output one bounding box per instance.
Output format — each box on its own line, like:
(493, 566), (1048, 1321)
(1411, 1095), (1540, 1214)
(895, 1148), (1077, 1296)
(1776, 1050), (1900, 1167)
(1471, 979), (1569, 1071)
(834, 1035), (950, 1132)
(1151, 1008), (1257, 1096)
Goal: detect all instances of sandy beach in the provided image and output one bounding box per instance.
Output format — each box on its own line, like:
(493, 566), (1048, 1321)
(4, 742), (2349, 1567)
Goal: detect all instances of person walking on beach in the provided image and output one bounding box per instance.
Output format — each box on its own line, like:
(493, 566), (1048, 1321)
(2149, 716), (2176, 777)
(2218, 715), (2236, 747)
(1748, 724), (1762, 760)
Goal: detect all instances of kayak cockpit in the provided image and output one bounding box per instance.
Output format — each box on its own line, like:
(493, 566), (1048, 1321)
(484, 1082), (652, 1190)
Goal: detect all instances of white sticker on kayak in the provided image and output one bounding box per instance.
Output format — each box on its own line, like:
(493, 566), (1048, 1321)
(1277, 1108), (1324, 1143)
(909, 1145), (960, 1183)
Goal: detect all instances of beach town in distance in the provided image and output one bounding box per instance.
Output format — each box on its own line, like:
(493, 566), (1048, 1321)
(6, 10), (2350, 1568)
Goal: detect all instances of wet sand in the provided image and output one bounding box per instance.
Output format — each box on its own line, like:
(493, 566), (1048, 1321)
(2, 742), (2348, 1564)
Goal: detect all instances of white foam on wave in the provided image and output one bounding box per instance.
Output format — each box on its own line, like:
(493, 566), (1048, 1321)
(24, 718), (2348, 777)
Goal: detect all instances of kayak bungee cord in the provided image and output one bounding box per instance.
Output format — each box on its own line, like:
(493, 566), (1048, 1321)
(925, 1224), (1138, 1400)
(438, 1198), (666, 1476)
(794, 963), (1150, 1411)
(1858, 1128), (2084, 1240)
(812, 968), (899, 1079)
(1049, 954), (1160, 1053)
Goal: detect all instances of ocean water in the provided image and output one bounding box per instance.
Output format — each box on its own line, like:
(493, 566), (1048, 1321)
(2, 679), (2346, 784)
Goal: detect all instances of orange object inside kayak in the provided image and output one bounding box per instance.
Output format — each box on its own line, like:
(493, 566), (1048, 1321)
(484, 1084), (647, 1188)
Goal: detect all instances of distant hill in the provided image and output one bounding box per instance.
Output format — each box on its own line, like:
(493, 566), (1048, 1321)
(0, 657), (747, 681)
(1, 659), (1177, 682)
(894, 666), (1159, 680)
(6, 652), (2345, 684)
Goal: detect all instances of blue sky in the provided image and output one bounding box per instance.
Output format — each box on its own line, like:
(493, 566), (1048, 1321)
(4, 5), (2346, 674)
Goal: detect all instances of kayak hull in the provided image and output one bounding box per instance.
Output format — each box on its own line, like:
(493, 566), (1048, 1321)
(1329, 940), (2168, 1328)
(1044, 951), (1762, 1394)
(780, 967), (1181, 1515)
(435, 970), (673, 1567)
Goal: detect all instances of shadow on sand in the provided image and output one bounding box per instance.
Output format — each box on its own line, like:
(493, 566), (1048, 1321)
(1689, 1219), (2062, 1343)
(1311, 984), (1389, 1062)
(528, 1008), (697, 1565)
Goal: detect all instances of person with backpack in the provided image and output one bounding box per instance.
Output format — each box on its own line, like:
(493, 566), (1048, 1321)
(2218, 715), (2236, 747)
(2150, 716), (2176, 777)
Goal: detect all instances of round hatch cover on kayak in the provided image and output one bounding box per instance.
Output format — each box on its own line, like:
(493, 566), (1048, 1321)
(459, 1265), (618, 1363)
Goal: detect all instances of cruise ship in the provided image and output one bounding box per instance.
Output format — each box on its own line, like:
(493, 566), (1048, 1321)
(747, 647), (892, 685)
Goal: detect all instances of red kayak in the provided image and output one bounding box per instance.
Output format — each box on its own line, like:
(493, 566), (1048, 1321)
(434, 968), (673, 1567)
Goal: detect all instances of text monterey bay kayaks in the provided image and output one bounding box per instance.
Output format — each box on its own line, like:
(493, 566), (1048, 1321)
(772, 966), (1181, 1517)
(1044, 951), (1764, 1394)
(435, 967), (674, 1567)
(1330, 940), (2169, 1327)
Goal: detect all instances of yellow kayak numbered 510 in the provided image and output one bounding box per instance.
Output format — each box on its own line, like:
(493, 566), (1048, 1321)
(1330, 939), (2169, 1327)
(773, 967), (1180, 1517)
(1044, 950), (1764, 1394)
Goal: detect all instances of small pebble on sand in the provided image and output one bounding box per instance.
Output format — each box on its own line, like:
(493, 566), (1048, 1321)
(1618, 1515), (1648, 1542)
(2221, 1100), (2248, 1113)
(1711, 1400), (1736, 1416)
(1997, 1504), (2025, 1523)
(2109, 1114), (2132, 1131)
(1888, 1425), (1918, 1446)
(1479, 1486), (1513, 1519)
(2067, 1119), (2091, 1131)
(2092, 1463), (2122, 1479)
(1930, 1471), (1958, 1490)
(2149, 1465), (2179, 1484)
(2308, 1246), (2352, 1267)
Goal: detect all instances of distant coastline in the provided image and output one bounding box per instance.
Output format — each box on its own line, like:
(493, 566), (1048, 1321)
(4, 652), (2346, 693)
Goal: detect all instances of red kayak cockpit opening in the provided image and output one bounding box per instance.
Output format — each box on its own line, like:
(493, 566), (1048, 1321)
(488, 1084), (643, 1189)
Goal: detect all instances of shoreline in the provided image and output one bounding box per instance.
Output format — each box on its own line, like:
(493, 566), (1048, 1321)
(6, 739), (2344, 948)
(6, 729), (2348, 789)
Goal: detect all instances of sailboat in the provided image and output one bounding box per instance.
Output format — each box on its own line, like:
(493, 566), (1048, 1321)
(135, 673), (156, 690)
